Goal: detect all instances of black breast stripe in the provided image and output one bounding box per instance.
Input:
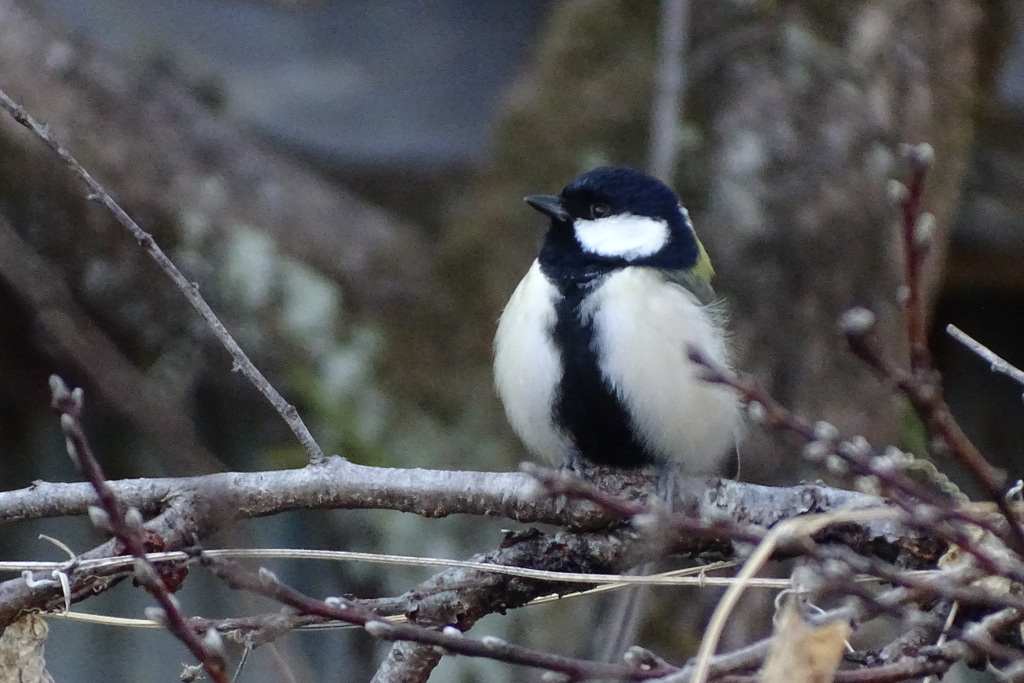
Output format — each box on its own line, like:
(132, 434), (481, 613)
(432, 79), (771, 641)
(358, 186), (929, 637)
(551, 279), (654, 467)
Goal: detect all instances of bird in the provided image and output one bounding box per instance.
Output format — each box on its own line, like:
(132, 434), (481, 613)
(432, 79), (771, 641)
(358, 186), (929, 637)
(493, 165), (742, 476)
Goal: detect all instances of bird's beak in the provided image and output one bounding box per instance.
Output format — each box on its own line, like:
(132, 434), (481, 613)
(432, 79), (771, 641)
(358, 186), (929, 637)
(524, 194), (570, 222)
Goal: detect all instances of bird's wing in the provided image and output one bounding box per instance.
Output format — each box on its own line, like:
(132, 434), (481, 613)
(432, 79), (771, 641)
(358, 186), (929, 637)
(661, 269), (717, 307)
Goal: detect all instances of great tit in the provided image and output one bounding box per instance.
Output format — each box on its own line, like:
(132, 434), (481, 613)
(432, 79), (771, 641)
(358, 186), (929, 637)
(494, 166), (741, 474)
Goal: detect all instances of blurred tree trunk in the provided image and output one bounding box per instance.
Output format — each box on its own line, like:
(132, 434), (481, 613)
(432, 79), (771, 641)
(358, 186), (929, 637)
(700, 1), (981, 481)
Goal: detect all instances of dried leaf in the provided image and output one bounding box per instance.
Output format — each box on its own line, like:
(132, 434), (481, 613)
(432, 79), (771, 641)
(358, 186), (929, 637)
(760, 602), (850, 683)
(0, 613), (55, 683)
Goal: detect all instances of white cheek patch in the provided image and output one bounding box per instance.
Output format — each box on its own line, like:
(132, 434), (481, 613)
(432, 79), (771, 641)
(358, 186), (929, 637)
(574, 214), (670, 259)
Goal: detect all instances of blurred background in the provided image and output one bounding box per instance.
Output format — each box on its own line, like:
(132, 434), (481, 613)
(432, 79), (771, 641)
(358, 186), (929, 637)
(1, 0), (1023, 680)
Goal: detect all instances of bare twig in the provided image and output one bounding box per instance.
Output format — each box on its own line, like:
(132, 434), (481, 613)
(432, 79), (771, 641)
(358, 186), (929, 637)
(832, 658), (954, 683)
(690, 587), (1017, 683)
(947, 324), (1024, 392)
(895, 143), (934, 373)
(686, 507), (960, 683)
(842, 313), (1024, 554)
(719, 655), (956, 683)
(48, 376), (229, 683)
(661, 587), (919, 683)
(691, 513), (841, 683)
(957, 607), (1024, 667)
(691, 348), (1023, 579)
(0, 86), (325, 466)
(862, 148), (1024, 551)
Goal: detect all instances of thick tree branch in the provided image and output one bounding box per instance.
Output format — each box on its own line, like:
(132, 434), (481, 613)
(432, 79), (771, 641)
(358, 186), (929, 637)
(2, 462), (926, 549)
(1, 464), (943, 631)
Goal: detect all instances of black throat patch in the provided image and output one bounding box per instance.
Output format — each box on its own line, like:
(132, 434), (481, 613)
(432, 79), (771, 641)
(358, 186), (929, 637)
(551, 277), (655, 468)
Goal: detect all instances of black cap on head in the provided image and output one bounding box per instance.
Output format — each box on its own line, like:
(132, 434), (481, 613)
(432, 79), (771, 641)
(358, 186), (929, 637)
(560, 166), (680, 223)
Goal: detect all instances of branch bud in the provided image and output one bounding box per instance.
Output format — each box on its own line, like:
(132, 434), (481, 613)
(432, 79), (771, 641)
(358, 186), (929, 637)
(886, 179), (908, 205)
(481, 635), (507, 648)
(812, 421), (839, 443)
(802, 440), (829, 463)
(623, 646), (663, 670)
(838, 307), (876, 337)
(48, 375), (71, 408)
(70, 387), (85, 414)
(839, 436), (871, 460)
(87, 506), (111, 532)
(854, 475), (881, 496)
(914, 212), (936, 248)
(144, 606), (167, 625)
(363, 620), (395, 637)
(746, 401), (766, 424)
(124, 507), (144, 530)
(324, 596), (349, 610)
(896, 285), (910, 305)
(902, 142), (935, 170)
(133, 558), (160, 585)
(202, 628), (226, 658)
(825, 454), (848, 475)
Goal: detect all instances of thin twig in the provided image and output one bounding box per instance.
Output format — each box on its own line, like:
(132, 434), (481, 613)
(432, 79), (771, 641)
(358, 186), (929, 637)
(662, 586), (921, 683)
(842, 314), (1024, 555)
(719, 655), (955, 683)
(920, 601), (959, 683)
(896, 143), (934, 372)
(691, 348), (1023, 580)
(947, 324), (1024, 392)
(48, 376), (229, 683)
(876, 148), (1024, 550)
(958, 607), (1024, 667)
(0, 548), (758, 589)
(0, 87), (325, 466)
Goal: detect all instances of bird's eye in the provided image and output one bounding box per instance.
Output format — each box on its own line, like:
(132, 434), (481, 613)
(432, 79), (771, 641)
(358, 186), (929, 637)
(590, 203), (610, 219)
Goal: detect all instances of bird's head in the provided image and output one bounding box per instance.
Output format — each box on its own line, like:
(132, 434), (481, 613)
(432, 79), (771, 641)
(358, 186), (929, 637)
(526, 166), (713, 284)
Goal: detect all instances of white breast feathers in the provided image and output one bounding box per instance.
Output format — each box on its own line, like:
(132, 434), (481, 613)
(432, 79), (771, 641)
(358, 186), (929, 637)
(493, 261), (572, 463)
(583, 268), (742, 473)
